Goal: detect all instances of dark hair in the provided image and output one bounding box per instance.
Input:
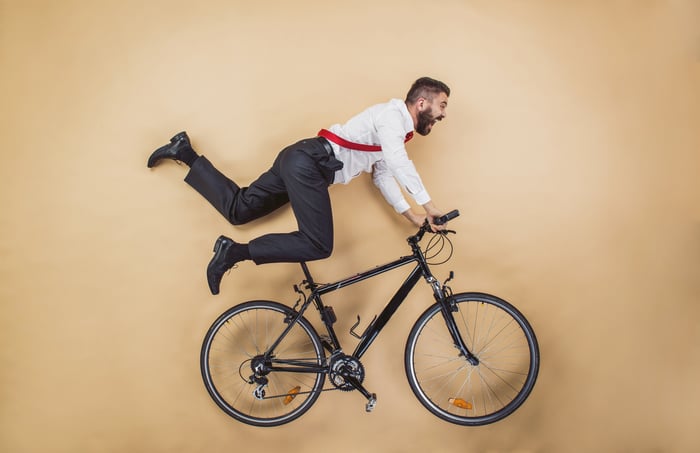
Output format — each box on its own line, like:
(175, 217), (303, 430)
(405, 77), (450, 104)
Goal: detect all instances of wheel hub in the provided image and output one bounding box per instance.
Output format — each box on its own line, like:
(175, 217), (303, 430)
(249, 355), (271, 386)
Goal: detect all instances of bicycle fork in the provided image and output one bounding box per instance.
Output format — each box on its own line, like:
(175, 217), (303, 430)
(433, 273), (479, 366)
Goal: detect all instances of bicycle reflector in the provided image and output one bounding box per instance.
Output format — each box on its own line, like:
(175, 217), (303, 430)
(449, 398), (473, 410)
(284, 386), (302, 405)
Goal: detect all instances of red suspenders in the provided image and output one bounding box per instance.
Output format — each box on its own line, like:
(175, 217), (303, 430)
(317, 129), (414, 152)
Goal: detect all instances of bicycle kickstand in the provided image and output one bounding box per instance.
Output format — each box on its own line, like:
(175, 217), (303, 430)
(345, 376), (378, 412)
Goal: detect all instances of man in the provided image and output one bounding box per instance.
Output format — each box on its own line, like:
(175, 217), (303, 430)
(147, 77), (450, 295)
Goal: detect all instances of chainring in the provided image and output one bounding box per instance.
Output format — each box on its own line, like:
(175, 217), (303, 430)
(329, 354), (365, 391)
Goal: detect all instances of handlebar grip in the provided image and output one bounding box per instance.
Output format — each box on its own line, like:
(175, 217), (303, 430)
(434, 209), (460, 225)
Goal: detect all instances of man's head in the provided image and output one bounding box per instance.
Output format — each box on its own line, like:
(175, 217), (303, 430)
(406, 77), (450, 136)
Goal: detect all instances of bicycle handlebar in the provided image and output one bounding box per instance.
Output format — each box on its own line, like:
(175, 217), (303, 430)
(433, 209), (460, 225)
(411, 209), (460, 243)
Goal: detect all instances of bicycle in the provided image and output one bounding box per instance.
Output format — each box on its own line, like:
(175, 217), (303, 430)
(200, 210), (539, 427)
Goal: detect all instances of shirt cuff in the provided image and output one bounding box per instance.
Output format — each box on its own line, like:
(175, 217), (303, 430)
(393, 199), (411, 214)
(411, 189), (431, 206)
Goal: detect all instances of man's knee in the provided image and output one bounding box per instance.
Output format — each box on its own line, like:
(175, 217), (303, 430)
(307, 237), (333, 261)
(316, 243), (333, 260)
(228, 209), (250, 225)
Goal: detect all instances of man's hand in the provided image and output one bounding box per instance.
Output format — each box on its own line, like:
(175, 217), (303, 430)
(422, 201), (446, 231)
(401, 201), (447, 231)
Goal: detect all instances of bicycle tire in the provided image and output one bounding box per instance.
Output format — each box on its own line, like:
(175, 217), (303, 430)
(201, 300), (326, 427)
(405, 292), (539, 425)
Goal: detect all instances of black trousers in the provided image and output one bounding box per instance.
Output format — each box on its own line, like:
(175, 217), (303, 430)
(184, 137), (342, 264)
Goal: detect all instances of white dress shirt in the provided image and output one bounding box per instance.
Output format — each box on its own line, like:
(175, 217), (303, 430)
(326, 98), (431, 214)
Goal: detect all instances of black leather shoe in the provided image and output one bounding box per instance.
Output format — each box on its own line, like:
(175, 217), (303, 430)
(207, 235), (238, 295)
(147, 131), (192, 168)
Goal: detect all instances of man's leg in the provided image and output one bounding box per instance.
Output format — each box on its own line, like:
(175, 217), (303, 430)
(149, 132), (291, 224)
(248, 146), (334, 264)
(185, 155), (290, 225)
(206, 138), (338, 294)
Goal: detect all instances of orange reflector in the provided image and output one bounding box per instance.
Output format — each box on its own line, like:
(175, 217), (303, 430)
(283, 386), (301, 405)
(449, 398), (473, 410)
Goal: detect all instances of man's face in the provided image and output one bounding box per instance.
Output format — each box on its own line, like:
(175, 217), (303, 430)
(415, 92), (448, 136)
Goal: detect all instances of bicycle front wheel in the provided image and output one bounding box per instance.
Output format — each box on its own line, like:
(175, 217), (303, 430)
(405, 292), (539, 426)
(201, 301), (326, 427)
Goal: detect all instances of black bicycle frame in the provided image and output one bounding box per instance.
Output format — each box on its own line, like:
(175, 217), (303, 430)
(264, 228), (474, 371)
(307, 255), (424, 359)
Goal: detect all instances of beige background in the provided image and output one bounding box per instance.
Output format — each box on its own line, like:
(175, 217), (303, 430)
(1, 1), (698, 452)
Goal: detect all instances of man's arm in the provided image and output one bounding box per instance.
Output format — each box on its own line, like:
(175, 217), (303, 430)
(375, 113), (431, 206)
(373, 107), (445, 227)
(373, 165), (444, 229)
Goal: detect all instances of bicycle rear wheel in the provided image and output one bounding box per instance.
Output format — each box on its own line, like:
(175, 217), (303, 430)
(201, 301), (326, 427)
(405, 292), (539, 425)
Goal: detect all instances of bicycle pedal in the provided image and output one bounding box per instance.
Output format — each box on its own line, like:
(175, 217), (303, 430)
(365, 393), (377, 412)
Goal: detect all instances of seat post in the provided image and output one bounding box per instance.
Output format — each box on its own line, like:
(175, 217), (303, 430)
(300, 262), (315, 285)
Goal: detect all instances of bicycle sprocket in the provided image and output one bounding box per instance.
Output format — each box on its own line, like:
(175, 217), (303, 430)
(329, 353), (365, 391)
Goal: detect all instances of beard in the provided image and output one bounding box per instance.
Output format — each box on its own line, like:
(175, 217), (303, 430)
(415, 108), (442, 136)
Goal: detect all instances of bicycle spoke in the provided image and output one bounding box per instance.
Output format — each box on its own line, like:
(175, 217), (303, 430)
(406, 294), (538, 425)
(201, 301), (326, 426)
